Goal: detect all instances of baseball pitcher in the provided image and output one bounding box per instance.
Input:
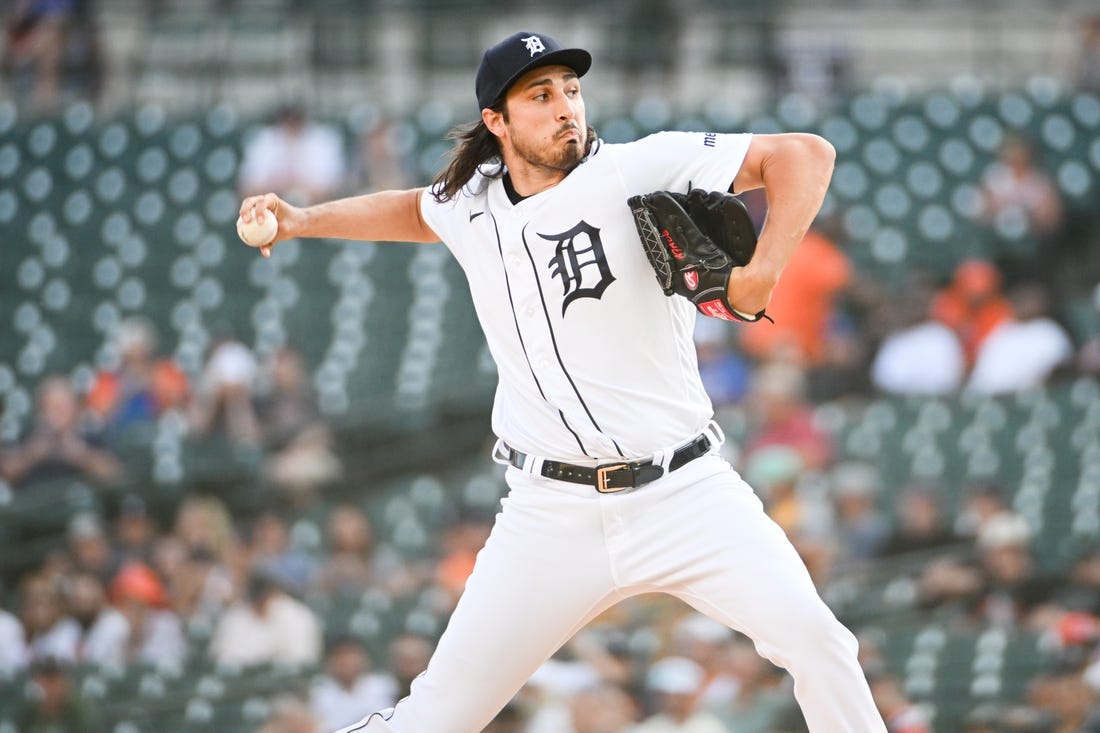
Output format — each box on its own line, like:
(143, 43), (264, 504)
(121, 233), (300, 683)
(239, 31), (887, 733)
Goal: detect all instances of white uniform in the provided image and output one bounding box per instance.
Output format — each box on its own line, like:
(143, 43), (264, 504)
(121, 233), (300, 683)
(336, 132), (886, 733)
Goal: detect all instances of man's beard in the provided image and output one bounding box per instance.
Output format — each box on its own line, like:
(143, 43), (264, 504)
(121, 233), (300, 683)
(509, 122), (587, 173)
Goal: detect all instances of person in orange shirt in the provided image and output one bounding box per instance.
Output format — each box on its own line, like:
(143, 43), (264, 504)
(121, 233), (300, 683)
(739, 225), (852, 366)
(930, 259), (1014, 367)
(86, 317), (188, 438)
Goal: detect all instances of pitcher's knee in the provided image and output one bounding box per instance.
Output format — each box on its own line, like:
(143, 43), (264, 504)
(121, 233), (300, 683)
(770, 599), (858, 660)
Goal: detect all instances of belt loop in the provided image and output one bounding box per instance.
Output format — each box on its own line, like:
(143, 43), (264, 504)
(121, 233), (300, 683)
(703, 420), (725, 451)
(524, 454), (542, 476)
(650, 448), (670, 472)
(491, 438), (511, 466)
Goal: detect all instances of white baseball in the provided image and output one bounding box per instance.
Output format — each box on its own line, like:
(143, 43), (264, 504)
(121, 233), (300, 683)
(236, 209), (279, 247)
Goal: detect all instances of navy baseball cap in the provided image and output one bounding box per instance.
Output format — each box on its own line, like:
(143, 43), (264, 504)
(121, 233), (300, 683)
(475, 31), (592, 110)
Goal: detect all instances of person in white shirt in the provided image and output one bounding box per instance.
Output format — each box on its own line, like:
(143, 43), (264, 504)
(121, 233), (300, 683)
(632, 657), (727, 733)
(0, 608), (28, 674)
(871, 282), (965, 396)
(109, 562), (188, 667)
(239, 104), (347, 206)
(238, 30), (884, 733)
(67, 571), (128, 668)
(967, 283), (1074, 394)
(19, 575), (80, 665)
(209, 564), (321, 668)
(311, 637), (398, 732)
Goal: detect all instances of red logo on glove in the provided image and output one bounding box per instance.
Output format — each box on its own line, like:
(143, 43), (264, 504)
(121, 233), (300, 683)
(683, 271), (699, 290)
(699, 299), (736, 321)
(661, 230), (685, 259)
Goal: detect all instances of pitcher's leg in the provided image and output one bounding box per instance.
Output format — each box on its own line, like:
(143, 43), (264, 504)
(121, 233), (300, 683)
(335, 475), (622, 733)
(622, 458), (886, 733)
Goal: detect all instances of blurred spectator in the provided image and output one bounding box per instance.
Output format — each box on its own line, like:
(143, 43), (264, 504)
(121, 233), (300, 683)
(248, 510), (317, 597)
(168, 495), (242, 619)
(1027, 663), (1100, 732)
(693, 319), (751, 408)
(386, 632), (434, 701)
(743, 445), (833, 583)
(256, 347), (341, 508)
(966, 283), (1075, 394)
(738, 225), (853, 368)
(11, 657), (104, 733)
(868, 673), (932, 733)
(829, 461), (890, 566)
(352, 116), (419, 193)
(633, 656), (727, 733)
(109, 562), (187, 666)
(209, 564), (321, 667)
(173, 494), (240, 569)
(2, 0), (100, 114)
(970, 512), (1061, 628)
(976, 134), (1064, 237)
(1051, 547), (1100, 618)
(0, 607), (28, 674)
(258, 693), (322, 733)
(312, 501), (407, 598)
(525, 631), (633, 732)
(0, 376), (123, 489)
(954, 482), (1011, 541)
(668, 613), (738, 713)
(113, 494), (157, 568)
(566, 683), (639, 733)
(18, 574), (79, 664)
(85, 317), (189, 443)
(974, 134), (1065, 283)
(66, 571), (127, 667)
(188, 337), (261, 448)
(310, 636), (398, 732)
(434, 507), (494, 610)
(154, 538), (235, 626)
(871, 282), (966, 396)
(771, 28), (853, 104)
(879, 485), (963, 558)
(719, 635), (795, 733)
(931, 259), (1015, 368)
(742, 361), (833, 471)
(238, 104), (346, 205)
(67, 512), (120, 584)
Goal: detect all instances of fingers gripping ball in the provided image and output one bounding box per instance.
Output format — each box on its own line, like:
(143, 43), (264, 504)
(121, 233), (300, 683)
(236, 209), (279, 248)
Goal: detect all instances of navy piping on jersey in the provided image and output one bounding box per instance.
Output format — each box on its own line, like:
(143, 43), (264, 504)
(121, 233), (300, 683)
(520, 224), (626, 458)
(489, 211), (591, 457)
(334, 667), (428, 731)
(335, 707), (394, 732)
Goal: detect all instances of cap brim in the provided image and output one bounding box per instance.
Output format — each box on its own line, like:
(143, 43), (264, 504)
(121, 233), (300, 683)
(485, 48), (592, 110)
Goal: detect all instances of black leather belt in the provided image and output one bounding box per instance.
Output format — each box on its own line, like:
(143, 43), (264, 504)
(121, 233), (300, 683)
(505, 434), (711, 493)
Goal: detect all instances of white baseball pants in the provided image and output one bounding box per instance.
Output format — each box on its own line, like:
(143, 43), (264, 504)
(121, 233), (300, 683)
(335, 451), (886, 733)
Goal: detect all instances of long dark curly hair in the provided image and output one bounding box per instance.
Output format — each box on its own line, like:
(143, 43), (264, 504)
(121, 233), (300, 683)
(431, 102), (596, 203)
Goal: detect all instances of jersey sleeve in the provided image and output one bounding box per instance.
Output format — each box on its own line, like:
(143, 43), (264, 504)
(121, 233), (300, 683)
(419, 184), (462, 249)
(615, 131), (753, 196)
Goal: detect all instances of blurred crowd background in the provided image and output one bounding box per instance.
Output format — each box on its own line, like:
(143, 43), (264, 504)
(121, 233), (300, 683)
(3, 1), (1100, 732)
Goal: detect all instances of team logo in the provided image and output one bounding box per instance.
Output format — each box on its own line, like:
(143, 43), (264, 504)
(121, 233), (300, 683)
(544, 220), (615, 315)
(683, 271), (699, 290)
(521, 35), (546, 57)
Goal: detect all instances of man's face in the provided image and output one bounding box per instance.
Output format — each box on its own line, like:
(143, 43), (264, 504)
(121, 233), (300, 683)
(492, 65), (587, 174)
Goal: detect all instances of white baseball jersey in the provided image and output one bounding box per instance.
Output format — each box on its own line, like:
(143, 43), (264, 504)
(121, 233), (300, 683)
(421, 131), (753, 463)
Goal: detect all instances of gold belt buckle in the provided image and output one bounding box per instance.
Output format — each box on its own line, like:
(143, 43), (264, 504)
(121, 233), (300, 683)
(595, 463), (631, 493)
